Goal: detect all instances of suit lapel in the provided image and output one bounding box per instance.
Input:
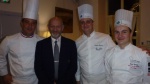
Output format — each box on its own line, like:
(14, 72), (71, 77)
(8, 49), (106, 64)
(59, 36), (65, 59)
(45, 37), (54, 58)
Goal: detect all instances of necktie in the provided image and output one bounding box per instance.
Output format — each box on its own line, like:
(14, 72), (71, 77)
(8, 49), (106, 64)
(54, 41), (59, 80)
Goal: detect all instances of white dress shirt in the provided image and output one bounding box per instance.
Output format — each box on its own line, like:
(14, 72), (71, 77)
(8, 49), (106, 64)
(51, 36), (61, 55)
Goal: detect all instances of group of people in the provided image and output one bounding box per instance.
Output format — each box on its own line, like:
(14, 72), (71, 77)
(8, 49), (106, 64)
(0, 0), (150, 84)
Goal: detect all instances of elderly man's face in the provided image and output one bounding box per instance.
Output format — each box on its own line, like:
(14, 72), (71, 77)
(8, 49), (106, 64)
(48, 17), (64, 39)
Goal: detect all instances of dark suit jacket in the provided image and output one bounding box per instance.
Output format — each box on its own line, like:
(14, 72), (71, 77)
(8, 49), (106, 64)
(34, 36), (77, 84)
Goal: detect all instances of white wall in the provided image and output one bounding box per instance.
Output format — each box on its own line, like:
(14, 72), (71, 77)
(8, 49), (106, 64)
(0, 11), (21, 39)
(0, 0), (22, 13)
(0, 1), (22, 40)
(0, 0), (81, 40)
(1, 0), (149, 42)
(39, 0), (80, 40)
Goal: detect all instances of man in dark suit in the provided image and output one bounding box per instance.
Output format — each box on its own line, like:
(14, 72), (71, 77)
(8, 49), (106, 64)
(34, 17), (77, 84)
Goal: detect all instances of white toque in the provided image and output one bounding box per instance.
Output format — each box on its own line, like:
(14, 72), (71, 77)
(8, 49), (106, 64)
(23, 0), (39, 20)
(114, 9), (133, 29)
(78, 4), (93, 20)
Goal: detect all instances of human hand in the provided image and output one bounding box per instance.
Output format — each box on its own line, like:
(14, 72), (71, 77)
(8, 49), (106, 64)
(77, 81), (80, 84)
(138, 46), (150, 56)
(146, 50), (150, 56)
(3, 74), (12, 84)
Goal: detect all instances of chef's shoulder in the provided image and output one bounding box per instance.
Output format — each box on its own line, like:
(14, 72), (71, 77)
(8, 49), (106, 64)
(105, 45), (116, 59)
(34, 34), (44, 41)
(95, 32), (112, 40)
(3, 33), (20, 41)
(0, 33), (20, 46)
(75, 35), (84, 45)
(132, 45), (149, 57)
(36, 37), (49, 44)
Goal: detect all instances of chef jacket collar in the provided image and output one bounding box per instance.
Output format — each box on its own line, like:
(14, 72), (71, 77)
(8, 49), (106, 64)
(115, 43), (132, 51)
(20, 32), (34, 38)
(82, 31), (95, 39)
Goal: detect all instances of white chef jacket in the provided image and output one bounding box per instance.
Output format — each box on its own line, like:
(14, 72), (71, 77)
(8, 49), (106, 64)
(105, 43), (150, 84)
(0, 33), (43, 84)
(145, 56), (150, 84)
(75, 31), (115, 84)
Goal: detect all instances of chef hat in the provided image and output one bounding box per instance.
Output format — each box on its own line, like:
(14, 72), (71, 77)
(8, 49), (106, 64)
(23, 0), (39, 20)
(114, 9), (133, 29)
(78, 4), (93, 20)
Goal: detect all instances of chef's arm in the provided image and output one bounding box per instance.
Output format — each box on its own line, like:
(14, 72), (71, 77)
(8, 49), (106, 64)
(146, 50), (150, 56)
(0, 37), (9, 76)
(104, 52), (112, 83)
(75, 57), (80, 84)
(138, 46), (150, 56)
(142, 54), (150, 84)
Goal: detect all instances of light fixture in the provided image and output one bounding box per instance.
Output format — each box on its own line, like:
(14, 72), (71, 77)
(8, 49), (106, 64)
(43, 31), (50, 38)
(0, 0), (10, 3)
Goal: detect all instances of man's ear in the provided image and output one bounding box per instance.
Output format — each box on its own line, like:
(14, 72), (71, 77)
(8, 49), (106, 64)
(62, 25), (64, 31)
(129, 30), (133, 42)
(20, 21), (23, 27)
(130, 32), (132, 37)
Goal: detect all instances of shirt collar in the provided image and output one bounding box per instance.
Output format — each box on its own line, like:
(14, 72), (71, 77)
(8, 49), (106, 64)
(20, 32), (34, 38)
(51, 36), (61, 43)
(82, 31), (95, 39)
(116, 43), (132, 51)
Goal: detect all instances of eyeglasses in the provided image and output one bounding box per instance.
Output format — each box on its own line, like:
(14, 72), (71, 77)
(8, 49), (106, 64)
(80, 20), (93, 25)
(49, 25), (62, 29)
